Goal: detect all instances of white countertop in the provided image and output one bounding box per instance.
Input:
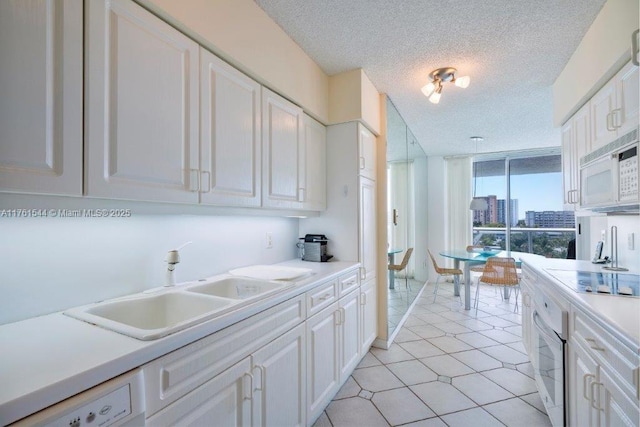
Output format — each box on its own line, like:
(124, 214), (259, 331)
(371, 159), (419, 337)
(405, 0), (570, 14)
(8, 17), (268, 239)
(0, 260), (359, 425)
(519, 254), (640, 351)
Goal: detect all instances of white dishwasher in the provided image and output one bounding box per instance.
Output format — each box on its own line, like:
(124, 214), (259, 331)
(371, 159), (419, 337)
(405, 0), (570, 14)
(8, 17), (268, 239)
(10, 369), (145, 427)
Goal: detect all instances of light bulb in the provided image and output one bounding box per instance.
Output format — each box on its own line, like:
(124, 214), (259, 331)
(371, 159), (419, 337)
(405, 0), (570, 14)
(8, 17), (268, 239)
(454, 75), (470, 88)
(421, 82), (436, 97)
(428, 91), (441, 104)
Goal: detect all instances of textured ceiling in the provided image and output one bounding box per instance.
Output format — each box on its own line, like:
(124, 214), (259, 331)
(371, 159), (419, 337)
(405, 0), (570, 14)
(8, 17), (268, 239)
(255, 0), (606, 157)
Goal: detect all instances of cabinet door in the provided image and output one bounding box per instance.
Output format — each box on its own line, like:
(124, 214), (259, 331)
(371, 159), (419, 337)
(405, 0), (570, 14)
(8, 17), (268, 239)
(615, 61), (639, 137)
(262, 87), (304, 209)
(306, 302), (340, 425)
(302, 114), (327, 211)
(146, 357), (252, 427)
(360, 278), (378, 355)
(85, 0), (199, 203)
(590, 79), (617, 153)
(340, 289), (360, 380)
(569, 342), (599, 427)
(561, 120), (576, 209)
(599, 367), (640, 427)
(359, 177), (377, 282)
(252, 324), (306, 427)
(358, 124), (376, 179)
(0, 0), (82, 195)
(200, 48), (261, 207)
(200, 48), (262, 206)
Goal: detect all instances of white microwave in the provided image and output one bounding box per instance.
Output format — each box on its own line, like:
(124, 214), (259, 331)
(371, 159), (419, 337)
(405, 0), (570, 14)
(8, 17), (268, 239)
(580, 141), (638, 210)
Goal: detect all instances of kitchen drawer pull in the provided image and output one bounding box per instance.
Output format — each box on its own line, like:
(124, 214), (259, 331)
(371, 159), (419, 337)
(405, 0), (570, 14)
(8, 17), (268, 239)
(612, 108), (622, 129)
(243, 373), (254, 400)
(359, 156), (365, 170)
(318, 293), (332, 301)
(298, 187), (305, 202)
(583, 373), (595, 400)
(590, 381), (603, 410)
(361, 292), (367, 305)
(340, 307), (346, 324)
(585, 338), (605, 352)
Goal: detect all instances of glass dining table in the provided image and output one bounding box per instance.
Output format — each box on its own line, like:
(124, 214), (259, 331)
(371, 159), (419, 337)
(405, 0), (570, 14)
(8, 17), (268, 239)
(439, 249), (523, 310)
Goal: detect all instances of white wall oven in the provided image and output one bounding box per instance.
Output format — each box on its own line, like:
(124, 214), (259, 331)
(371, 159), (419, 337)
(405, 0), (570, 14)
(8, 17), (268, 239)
(530, 288), (568, 427)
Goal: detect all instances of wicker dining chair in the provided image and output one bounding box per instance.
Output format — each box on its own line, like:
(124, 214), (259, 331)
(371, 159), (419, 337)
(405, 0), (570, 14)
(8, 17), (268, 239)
(388, 248), (414, 289)
(428, 250), (463, 303)
(474, 257), (520, 315)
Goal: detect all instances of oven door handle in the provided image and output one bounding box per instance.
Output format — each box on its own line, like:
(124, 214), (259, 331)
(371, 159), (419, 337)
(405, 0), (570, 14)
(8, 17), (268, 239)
(533, 310), (561, 343)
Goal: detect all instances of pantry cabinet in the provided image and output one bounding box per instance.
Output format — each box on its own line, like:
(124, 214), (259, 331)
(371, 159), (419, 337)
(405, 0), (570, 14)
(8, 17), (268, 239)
(85, 0), (200, 203)
(262, 87), (305, 209)
(0, 0), (83, 196)
(199, 48), (262, 207)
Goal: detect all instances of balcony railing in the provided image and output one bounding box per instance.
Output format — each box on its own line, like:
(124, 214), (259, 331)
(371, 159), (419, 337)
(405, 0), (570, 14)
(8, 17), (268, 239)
(472, 227), (576, 259)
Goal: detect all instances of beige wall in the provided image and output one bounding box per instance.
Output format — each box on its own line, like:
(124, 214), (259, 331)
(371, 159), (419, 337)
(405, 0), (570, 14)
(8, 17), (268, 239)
(137, 0), (330, 123)
(553, 0), (639, 125)
(329, 69), (381, 134)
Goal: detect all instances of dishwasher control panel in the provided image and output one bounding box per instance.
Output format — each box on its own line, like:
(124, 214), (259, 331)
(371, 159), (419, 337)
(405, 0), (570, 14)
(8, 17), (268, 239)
(11, 369), (144, 427)
(47, 384), (131, 427)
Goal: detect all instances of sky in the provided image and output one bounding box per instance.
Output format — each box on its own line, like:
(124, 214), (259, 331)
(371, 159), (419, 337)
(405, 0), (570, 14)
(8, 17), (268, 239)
(475, 172), (564, 220)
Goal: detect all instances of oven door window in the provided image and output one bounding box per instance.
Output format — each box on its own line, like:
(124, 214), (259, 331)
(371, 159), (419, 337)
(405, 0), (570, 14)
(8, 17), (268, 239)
(532, 311), (565, 426)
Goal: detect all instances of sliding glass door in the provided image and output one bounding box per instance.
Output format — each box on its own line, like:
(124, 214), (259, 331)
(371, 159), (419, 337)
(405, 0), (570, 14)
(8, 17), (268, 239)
(472, 152), (575, 258)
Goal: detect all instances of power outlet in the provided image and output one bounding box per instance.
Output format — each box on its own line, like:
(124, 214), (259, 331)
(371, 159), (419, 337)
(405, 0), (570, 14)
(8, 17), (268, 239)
(265, 232), (273, 249)
(601, 229), (606, 242)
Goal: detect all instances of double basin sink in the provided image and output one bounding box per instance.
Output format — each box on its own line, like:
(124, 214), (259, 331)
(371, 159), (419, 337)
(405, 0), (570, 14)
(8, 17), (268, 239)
(64, 277), (291, 340)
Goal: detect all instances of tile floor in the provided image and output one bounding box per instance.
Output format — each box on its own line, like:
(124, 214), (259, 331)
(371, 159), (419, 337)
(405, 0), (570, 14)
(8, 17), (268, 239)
(314, 280), (552, 427)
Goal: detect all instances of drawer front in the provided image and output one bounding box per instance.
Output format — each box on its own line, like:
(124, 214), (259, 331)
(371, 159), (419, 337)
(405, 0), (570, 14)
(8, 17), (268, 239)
(307, 279), (338, 316)
(338, 270), (359, 297)
(572, 307), (639, 399)
(143, 294), (305, 416)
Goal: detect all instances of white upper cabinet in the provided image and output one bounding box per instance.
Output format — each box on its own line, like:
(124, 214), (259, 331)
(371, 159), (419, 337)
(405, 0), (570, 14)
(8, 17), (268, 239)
(262, 87), (305, 209)
(0, 0), (83, 196)
(85, 0), (200, 203)
(302, 115), (327, 211)
(199, 48), (261, 207)
(590, 79), (617, 153)
(615, 61), (639, 137)
(358, 125), (376, 180)
(589, 60), (639, 153)
(562, 103), (590, 209)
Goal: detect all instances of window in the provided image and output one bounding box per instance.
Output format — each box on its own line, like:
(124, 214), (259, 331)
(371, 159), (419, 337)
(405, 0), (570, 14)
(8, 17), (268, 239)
(472, 153), (575, 258)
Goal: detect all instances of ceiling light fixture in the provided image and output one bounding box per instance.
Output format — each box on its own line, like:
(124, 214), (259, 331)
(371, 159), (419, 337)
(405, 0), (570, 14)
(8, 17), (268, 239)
(421, 67), (470, 104)
(469, 136), (488, 211)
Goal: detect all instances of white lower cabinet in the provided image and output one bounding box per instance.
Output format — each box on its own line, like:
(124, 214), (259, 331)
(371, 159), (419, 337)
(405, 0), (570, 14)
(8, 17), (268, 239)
(147, 357), (253, 427)
(306, 287), (362, 425)
(252, 324), (306, 427)
(569, 307), (640, 427)
(360, 278), (378, 355)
